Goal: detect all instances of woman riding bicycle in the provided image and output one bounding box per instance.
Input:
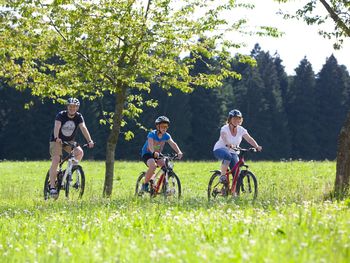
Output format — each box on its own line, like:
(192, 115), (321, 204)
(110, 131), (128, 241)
(140, 116), (183, 192)
(213, 109), (262, 185)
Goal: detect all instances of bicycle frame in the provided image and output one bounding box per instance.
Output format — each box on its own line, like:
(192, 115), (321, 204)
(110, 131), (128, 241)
(58, 142), (85, 188)
(150, 154), (177, 195)
(224, 148), (252, 194)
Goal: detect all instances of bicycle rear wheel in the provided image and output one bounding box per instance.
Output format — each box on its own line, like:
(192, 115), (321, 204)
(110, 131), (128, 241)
(236, 170), (258, 201)
(208, 171), (229, 200)
(65, 165), (85, 199)
(162, 171), (181, 200)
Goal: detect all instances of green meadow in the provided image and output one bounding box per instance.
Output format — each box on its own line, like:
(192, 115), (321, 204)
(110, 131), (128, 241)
(0, 160), (349, 262)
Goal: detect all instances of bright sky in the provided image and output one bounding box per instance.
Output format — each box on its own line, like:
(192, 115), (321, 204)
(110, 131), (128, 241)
(233, 0), (349, 75)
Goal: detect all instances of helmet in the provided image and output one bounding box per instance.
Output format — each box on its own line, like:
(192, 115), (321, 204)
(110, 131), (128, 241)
(155, 116), (170, 125)
(67, 98), (80, 106)
(228, 109), (243, 118)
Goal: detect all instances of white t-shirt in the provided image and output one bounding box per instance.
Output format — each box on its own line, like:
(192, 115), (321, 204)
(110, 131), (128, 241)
(213, 124), (248, 152)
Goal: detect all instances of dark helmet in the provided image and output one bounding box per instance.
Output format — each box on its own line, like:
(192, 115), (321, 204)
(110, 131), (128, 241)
(228, 109), (243, 118)
(67, 97), (80, 106)
(155, 116), (170, 125)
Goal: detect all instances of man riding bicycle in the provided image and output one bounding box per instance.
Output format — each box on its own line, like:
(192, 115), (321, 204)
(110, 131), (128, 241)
(48, 98), (94, 198)
(140, 116), (183, 192)
(213, 109), (262, 185)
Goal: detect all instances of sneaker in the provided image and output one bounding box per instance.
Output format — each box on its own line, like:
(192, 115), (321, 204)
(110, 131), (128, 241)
(49, 188), (58, 199)
(141, 183), (149, 192)
(219, 175), (228, 185)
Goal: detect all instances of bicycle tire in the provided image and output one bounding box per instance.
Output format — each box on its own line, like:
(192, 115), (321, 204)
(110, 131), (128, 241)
(65, 165), (85, 199)
(162, 171), (181, 199)
(135, 172), (147, 197)
(236, 170), (258, 201)
(208, 171), (229, 200)
(43, 170), (62, 200)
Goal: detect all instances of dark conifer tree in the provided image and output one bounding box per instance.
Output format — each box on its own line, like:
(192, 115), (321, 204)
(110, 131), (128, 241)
(287, 57), (318, 159)
(315, 55), (350, 159)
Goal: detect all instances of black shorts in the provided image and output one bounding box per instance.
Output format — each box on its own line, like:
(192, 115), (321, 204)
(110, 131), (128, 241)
(142, 153), (154, 165)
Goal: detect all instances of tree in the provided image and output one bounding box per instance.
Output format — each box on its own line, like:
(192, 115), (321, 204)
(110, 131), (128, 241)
(287, 57), (318, 159)
(0, 0), (255, 197)
(278, 0), (350, 196)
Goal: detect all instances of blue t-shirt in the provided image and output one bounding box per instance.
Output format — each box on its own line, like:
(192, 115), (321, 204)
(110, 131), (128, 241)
(141, 130), (171, 156)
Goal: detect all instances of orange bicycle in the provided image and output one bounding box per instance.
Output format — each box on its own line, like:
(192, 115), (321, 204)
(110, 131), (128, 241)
(208, 147), (258, 201)
(135, 153), (181, 200)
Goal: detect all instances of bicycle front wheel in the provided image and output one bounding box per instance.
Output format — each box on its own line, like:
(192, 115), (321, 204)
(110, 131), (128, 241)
(236, 170), (258, 201)
(65, 165), (85, 199)
(162, 171), (181, 200)
(208, 171), (228, 200)
(43, 170), (61, 200)
(135, 172), (147, 197)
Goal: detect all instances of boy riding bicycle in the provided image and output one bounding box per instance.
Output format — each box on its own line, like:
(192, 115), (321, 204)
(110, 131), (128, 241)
(140, 116), (183, 192)
(213, 109), (262, 185)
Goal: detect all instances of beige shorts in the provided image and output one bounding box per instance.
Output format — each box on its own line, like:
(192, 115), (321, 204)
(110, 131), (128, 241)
(49, 141), (73, 158)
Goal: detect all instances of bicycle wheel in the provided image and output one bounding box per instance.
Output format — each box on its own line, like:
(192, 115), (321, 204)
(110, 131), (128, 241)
(135, 172), (147, 197)
(162, 171), (181, 200)
(65, 165), (85, 199)
(43, 170), (62, 200)
(236, 170), (258, 201)
(208, 171), (229, 200)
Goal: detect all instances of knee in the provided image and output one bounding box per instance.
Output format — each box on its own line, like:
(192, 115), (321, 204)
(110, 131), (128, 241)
(147, 162), (157, 171)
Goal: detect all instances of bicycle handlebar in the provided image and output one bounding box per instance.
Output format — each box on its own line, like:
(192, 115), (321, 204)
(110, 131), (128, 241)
(231, 146), (257, 153)
(62, 141), (94, 149)
(156, 153), (179, 160)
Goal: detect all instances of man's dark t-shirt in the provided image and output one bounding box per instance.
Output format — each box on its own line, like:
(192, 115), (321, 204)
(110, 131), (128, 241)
(50, 111), (84, 142)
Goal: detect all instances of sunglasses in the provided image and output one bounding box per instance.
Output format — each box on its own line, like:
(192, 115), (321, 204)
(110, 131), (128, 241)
(159, 124), (169, 129)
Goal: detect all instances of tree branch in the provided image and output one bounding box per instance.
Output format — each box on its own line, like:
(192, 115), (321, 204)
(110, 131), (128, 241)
(319, 0), (350, 37)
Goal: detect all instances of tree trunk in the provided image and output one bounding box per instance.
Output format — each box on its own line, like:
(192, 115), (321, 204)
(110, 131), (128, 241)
(335, 111), (350, 197)
(103, 87), (127, 197)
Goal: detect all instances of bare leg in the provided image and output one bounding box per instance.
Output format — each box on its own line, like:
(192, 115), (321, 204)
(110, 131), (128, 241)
(144, 159), (157, 183)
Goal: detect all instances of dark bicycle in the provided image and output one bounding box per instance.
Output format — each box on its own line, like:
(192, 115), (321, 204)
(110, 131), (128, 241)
(208, 147), (258, 201)
(44, 141), (88, 200)
(135, 153), (181, 199)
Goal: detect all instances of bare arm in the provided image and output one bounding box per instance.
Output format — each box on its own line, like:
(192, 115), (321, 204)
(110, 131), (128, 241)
(53, 120), (62, 143)
(243, 133), (262, 151)
(168, 138), (183, 159)
(79, 122), (94, 148)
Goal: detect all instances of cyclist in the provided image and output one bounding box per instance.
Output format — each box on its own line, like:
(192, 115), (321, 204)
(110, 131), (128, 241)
(140, 116), (183, 192)
(48, 98), (94, 198)
(213, 109), (262, 185)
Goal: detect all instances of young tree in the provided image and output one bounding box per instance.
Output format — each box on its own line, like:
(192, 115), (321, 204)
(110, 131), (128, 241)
(0, 0), (255, 197)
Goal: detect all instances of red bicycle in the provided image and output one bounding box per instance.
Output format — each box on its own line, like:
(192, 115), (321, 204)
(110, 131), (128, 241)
(208, 147), (258, 201)
(135, 153), (181, 200)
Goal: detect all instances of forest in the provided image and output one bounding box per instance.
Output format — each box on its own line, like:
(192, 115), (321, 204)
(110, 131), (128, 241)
(1, 44), (349, 161)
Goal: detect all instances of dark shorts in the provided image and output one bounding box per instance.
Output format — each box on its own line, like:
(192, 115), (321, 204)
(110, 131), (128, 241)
(142, 153), (154, 165)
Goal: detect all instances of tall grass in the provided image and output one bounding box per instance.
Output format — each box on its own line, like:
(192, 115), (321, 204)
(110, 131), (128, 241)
(0, 160), (349, 262)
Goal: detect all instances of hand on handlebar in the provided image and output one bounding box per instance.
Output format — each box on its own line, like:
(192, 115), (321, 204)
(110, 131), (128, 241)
(87, 140), (95, 148)
(177, 152), (183, 159)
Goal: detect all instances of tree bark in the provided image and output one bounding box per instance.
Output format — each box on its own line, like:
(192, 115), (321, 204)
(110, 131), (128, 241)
(335, 111), (350, 197)
(103, 86), (127, 197)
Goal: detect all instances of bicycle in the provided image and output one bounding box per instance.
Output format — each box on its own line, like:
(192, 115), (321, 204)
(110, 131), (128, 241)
(44, 141), (88, 200)
(208, 147), (258, 201)
(135, 153), (181, 199)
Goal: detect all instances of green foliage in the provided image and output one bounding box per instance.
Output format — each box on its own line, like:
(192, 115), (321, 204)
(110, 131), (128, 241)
(1, 160), (350, 262)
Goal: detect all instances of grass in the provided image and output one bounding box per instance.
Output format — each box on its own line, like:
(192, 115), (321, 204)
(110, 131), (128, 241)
(0, 159), (349, 262)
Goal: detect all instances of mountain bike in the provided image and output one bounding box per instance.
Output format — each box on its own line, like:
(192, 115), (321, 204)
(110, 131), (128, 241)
(208, 147), (258, 201)
(135, 153), (181, 200)
(44, 141), (88, 200)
